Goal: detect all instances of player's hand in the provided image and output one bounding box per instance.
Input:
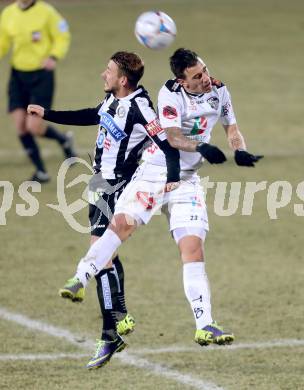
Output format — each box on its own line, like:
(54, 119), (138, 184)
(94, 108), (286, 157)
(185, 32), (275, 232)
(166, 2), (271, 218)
(165, 181), (180, 192)
(234, 150), (263, 167)
(42, 57), (57, 71)
(27, 104), (45, 118)
(196, 142), (227, 164)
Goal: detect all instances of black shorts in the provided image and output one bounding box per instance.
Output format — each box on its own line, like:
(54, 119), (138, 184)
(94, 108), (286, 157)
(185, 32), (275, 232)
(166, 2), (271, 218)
(89, 178), (129, 237)
(8, 68), (55, 112)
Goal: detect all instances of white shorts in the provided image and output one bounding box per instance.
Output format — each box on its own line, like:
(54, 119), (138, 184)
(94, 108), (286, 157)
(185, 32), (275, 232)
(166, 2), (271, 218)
(114, 162), (209, 233)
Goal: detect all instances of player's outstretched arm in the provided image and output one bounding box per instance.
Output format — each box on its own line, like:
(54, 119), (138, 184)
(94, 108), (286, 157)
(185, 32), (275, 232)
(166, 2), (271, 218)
(224, 124), (263, 167)
(28, 104), (100, 126)
(166, 126), (226, 164)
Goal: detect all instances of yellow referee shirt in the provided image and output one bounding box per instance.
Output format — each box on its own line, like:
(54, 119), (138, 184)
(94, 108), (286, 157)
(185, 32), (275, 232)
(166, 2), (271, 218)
(0, 1), (71, 71)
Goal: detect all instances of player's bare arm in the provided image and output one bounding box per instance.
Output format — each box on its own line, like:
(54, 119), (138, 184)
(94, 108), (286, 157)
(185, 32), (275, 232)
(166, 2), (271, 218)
(223, 124), (263, 167)
(165, 126), (226, 164)
(165, 126), (198, 152)
(27, 105), (45, 118)
(224, 123), (246, 151)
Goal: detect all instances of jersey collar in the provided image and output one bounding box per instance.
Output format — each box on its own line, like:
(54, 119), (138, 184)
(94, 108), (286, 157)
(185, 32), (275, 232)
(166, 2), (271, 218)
(114, 86), (144, 101)
(18, 1), (37, 11)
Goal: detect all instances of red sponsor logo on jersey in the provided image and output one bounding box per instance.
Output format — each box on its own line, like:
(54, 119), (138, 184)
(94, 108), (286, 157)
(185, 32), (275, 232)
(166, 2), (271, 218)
(104, 137), (111, 150)
(145, 119), (163, 137)
(163, 106), (178, 119)
(136, 191), (156, 210)
(147, 144), (159, 154)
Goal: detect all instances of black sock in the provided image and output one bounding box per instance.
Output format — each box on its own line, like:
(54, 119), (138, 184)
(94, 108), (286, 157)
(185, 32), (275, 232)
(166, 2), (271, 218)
(96, 268), (119, 342)
(19, 133), (46, 172)
(113, 256), (127, 315)
(43, 126), (67, 145)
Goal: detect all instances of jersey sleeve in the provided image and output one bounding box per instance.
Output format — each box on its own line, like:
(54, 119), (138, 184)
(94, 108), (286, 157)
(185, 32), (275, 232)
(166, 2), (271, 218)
(0, 10), (11, 59)
(44, 105), (101, 126)
(158, 86), (182, 129)
(220, 86), (237, 126)
(46, 5), (71, 60)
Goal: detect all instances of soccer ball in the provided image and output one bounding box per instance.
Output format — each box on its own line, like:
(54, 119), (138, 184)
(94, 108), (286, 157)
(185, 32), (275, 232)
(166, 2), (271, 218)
(135, 11), (176, 50)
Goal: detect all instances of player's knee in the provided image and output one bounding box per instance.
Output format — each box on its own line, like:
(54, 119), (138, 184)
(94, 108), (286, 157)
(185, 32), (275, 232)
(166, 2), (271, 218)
(26, 117), (45, 136)
(178, 236), (204, 262)
(109, 213), (137, 241)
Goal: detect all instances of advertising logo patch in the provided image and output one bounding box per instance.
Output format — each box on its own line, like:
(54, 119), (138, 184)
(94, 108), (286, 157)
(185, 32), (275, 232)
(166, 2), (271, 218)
(191, 116), (208, 135)
(163, 106), (178, 119)
(145, 119), (164, 137)
(100, 112), (127, 142)
(31, 31), (42, 42)
(136, 191), (156, 210)
(96, 129), (105, 148)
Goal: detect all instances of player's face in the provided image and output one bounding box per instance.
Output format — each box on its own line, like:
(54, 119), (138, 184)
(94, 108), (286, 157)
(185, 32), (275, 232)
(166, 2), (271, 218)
(179, 60), (211, 94)
(101, 60), (124, 94)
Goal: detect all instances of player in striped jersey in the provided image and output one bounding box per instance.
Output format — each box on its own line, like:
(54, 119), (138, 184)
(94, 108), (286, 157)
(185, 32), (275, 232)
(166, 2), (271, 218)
(57, 49), (263, 362)
(28, 51), (180, 369)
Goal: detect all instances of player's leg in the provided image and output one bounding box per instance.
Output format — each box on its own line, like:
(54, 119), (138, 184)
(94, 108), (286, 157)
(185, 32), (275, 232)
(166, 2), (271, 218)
(8, 69), (48, 182)
(29, 69), (77, 159)
(61, 171), (163, 291)
(169, 178), (234, 346)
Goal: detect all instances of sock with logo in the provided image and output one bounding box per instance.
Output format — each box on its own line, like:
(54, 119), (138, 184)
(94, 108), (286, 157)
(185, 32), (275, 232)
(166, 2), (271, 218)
(112, 256), (127, 317)
(95, 268), (119, 341)
(183, 261), (213, 329)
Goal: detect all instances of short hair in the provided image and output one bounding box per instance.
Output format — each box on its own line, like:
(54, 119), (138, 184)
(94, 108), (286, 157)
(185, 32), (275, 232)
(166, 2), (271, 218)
(111, 51), (144, 87)
(170, 48), (198, 79)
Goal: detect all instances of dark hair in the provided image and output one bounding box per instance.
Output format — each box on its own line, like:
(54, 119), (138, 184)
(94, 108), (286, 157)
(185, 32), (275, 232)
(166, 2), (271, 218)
(111, 51), (144, 87)
(170, 48), (198, 79)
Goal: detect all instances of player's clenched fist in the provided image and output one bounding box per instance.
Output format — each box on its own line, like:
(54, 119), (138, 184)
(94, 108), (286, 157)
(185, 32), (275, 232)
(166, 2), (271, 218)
(27, 104), (45, 118)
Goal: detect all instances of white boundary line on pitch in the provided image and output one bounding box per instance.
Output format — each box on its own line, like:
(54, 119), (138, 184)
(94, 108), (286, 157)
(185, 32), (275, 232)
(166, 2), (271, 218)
(0, 307), (224, 390)
(132, 339), (304, 355)
(0, 353), (89, 361)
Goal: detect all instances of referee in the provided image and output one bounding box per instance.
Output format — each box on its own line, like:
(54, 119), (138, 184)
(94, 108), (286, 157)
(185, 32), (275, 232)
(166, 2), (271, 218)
(0, 0), (76, 182)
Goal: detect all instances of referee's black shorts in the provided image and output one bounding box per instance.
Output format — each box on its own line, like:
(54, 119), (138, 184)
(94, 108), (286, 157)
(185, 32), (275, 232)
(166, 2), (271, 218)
(89, 178), (129, 237)
(8, 68), (55, 112)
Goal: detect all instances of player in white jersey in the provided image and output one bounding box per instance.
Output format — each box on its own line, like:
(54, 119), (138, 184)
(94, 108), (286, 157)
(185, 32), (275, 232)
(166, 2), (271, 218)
(60, 48), (262, 360)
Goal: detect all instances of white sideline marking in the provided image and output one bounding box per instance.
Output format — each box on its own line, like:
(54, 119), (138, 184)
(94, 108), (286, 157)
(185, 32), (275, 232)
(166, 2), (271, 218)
(0, 353), (88, 361)
(132, 339), (304, 355)
(0, 307), (223, 390)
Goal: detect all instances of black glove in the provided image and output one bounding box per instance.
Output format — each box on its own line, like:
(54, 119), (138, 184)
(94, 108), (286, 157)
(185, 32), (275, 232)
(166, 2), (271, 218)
(234, 150), (263, 167)
(196, 142), (227, 164)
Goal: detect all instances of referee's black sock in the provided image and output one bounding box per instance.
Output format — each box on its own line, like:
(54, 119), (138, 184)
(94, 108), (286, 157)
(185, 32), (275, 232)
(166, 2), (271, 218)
(96, 268), (119, 342)
(19, 133), (46, 173)
(43, 125), (67, 145)
(113, 256), (127, 315)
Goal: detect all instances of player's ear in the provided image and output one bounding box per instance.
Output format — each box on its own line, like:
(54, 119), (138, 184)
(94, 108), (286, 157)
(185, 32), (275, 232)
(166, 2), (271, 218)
(121, 75), (128, 87)
(177, 78), (187, 88)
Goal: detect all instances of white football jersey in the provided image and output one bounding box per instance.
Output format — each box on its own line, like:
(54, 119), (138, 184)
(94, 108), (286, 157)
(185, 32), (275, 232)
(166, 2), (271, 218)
(142, 77), (237, 170)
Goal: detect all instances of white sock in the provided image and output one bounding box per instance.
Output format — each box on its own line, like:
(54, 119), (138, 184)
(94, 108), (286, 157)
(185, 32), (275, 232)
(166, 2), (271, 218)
(75, 229), (122, 286)
(183, 261), (213, 329)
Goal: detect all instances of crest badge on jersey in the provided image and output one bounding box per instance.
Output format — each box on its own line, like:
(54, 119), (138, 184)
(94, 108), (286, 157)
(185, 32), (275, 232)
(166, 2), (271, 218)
(207, 97), (219, 110)
(32, 31), (42, 42)
(116, 105), (126, 118)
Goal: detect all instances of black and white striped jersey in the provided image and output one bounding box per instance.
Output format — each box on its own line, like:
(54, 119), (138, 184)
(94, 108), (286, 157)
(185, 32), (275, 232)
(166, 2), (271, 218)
(44, 86), (180, 181)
